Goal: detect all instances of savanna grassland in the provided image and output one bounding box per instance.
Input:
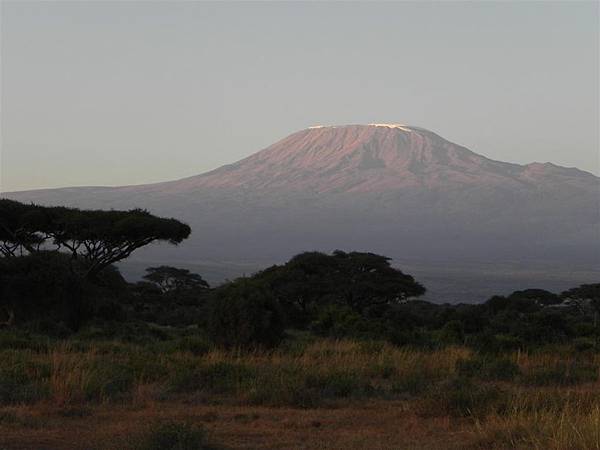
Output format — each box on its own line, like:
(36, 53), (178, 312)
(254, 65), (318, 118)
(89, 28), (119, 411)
(2, 329), (600, 450)
(2, 200), (600, 449)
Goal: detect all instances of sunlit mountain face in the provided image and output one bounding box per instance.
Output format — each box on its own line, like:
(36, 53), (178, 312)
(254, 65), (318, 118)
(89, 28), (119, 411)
(5, 124), (599, 302)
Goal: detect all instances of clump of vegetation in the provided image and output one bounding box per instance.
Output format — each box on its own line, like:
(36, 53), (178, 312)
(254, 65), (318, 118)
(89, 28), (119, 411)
(130, 421), (214, 450)
(421, 376), (508, 418)
(456, 355), (521, 381)
(207, 278), (284, 348)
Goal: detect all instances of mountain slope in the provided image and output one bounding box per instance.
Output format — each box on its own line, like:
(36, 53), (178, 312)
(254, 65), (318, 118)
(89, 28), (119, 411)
(4, 124), (599, 301)
(140, 124), (597, 193)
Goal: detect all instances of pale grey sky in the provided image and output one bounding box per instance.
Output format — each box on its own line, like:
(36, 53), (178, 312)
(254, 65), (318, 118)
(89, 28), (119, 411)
(1, 1), (598, 192)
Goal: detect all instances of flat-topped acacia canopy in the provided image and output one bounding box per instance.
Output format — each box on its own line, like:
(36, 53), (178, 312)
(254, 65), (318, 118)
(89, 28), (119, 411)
(0, 199), (191, 278)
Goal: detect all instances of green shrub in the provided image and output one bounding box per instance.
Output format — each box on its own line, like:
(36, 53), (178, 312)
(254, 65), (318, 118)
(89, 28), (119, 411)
(391, 372), (430, 396)
(246, 367), (315, 407)
(247, 367), (374, 408)
(0, 331), (49, 353)
(456, 355), (520, 381)
(310, 304), (371, 338)
(422, 377), (508, 417)
(0, 351), (49, 404)
(572, 337), (596, 352)
(83, 360), (135, 401)
(304, 371), (372, 398)
(472, 333), (524, 354)
(167, 336), (213, 356)
(387, 328), (436, 349)
(520, 361), (598, 386)
(208, 279), (284, 348)
(132, 421), (213, 450)
(167, 361), (256, 395)
(437, 320), (465, 345)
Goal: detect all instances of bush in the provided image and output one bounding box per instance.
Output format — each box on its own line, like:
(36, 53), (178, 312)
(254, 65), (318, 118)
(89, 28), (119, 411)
(0, 350), (49, 404)
(132, 421), (213, 450)
(168, 335), (213, 356)
(421, 377), (508, 417)
(304, 371), (373, 399)
(472, 333), (524, 354)
(456, 355), (520, 381)
(520, 361), (598, 386)
(207, 279), (284, 348)
(84, 361), (135, 401)
(391, 372), (430, 396)
(437, 320), (465, 345)
(572, 337), (596, 352)
(310, 304), (373, 338)
(247, 367), (373, 408)
(167, 361), (256, 395)
(0, 330), (50, 352)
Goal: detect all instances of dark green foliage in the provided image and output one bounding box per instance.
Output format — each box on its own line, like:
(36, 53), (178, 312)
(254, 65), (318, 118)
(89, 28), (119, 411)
(438, 320), (465, 345)
(520, 361), (598, 386)
(253, 250), (425, 327)
(0, 199), (192, 330)
(84, 360), (136, 401)
(456, 355), (520, 381)
(247, 367), (374, 408)
(485, 295), (540, 315)
(130, 266), (211, 326)
(391, 372), (431, 396)
(168, 335), (213, 356)
(304, 371), (373, 399)
(0, 330), (49, 352)
(143, 266), (209, 298)
(513, 311), (572, 344)
(509, 289), (561, 306)
(167, 361), (256, 395)
(0, 350), (49, 404)
(561, 284), (600, 302)
(0, 199), (190, 279)
(422, 377), (508, 417)
(310, 304), (371, 338)
(208, 279), (284, 348)
(471, 333), (525, 354)
(0, 252), (90, 329)
(133, 422), (212, 450)
(0, 252), (132, 331)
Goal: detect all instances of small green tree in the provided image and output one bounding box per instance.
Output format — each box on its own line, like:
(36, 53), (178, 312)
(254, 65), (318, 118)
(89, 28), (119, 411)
(143, 266), (209, 294)
(208, 279), (284, 348)
(562, 284), (600, 347)
(254, 250), (426, 326)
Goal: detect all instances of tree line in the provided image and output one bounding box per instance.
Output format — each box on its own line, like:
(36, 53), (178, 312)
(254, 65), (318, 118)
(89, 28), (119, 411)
(1, 199), (599, 351)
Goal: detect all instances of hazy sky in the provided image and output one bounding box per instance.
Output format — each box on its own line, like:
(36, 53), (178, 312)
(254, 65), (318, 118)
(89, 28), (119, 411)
(1, 1), (598, 192)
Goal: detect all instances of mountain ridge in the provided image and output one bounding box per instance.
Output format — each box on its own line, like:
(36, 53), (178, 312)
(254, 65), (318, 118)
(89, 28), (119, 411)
(4, 124), (597, 195)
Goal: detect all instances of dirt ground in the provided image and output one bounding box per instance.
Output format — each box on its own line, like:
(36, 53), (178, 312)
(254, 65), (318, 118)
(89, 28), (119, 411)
(0, 400), (476, 450)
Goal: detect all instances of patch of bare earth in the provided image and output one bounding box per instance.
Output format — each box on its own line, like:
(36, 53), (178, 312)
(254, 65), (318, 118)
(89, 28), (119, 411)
(0, 400), (472, 450)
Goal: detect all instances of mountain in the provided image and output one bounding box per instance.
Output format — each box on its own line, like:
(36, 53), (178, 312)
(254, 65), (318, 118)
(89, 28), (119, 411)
(4, 124), (599, 302)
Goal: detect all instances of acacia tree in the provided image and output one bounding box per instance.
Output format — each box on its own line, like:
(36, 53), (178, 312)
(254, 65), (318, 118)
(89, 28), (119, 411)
(255, 250), (426, 325)
(0, 199), (191, 279)
(561, 284), (600, 345)
(143, 266), (209, 294)
(0, 200), (48, 256)
(330, 250), (426, 312)
(255, 252), (337, 323)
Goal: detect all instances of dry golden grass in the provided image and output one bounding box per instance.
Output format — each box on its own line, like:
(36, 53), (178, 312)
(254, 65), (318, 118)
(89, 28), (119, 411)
(3, 338), (600, 449)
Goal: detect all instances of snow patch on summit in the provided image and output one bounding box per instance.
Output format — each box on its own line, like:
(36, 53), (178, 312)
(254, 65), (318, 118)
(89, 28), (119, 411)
(369, 123), (413, 132)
